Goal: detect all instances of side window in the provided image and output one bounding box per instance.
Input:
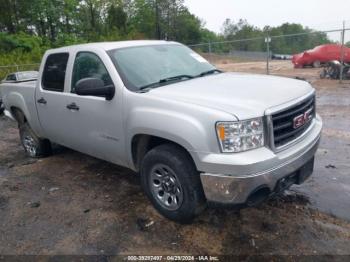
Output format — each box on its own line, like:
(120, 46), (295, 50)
(71, 52), (113, 93)
(6, 74), (16, 81)
(42, 53), (69, 92)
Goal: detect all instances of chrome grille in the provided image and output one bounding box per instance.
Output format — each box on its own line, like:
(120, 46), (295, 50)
(271, 95), (315, 148)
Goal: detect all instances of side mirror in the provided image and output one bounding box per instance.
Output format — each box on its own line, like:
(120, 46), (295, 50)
(75, 78), (115, 101)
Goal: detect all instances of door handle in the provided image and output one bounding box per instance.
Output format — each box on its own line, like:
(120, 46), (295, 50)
(37, 97), (47, 105)
(66, 103), (79, 111)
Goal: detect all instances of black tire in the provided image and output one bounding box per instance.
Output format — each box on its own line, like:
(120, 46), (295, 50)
(141, 144), (206, 223)
(0, 102), (4, 115)
(19, 123), (51, 158)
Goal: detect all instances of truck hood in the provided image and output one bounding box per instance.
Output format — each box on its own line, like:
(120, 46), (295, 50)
(149, 72), (313, 120)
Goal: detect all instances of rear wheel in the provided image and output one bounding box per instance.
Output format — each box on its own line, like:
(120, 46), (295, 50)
(19, 123), (51, 158)
(313, 60), (321, 68)
(141, 144), (206, 223)
(0, 101), (4, 115)
(320, 69), (327, 79)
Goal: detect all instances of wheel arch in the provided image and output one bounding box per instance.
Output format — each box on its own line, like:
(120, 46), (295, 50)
(10, 106), (28, 125)
(130, 134), (198, 172)
(4, 91), (33, 124)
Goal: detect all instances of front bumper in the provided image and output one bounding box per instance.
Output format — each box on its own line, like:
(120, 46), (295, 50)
(199, 115), (322, 205)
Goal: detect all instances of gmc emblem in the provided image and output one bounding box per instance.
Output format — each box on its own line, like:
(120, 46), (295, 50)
(293, 108), (313, 129)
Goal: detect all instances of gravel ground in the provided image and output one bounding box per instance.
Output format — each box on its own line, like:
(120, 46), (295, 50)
(0, 61), (349, 256)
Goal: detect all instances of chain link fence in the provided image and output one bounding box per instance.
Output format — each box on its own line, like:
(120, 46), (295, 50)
(189, 27), (350, 84)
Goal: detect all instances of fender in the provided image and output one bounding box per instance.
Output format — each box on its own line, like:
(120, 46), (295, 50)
(5, 90), (44, 137)
(6, 91), (32, 122)
(126, 107), (212, 170)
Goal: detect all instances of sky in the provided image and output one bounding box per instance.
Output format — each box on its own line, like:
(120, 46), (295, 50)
(184, 0), (350, 42)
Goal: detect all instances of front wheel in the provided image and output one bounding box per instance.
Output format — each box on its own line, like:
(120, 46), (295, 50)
(19, 123), (51, 158)
(141, 144), (206, 223)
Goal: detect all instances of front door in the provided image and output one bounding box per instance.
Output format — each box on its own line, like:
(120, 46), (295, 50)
(62, 51), (125, 165)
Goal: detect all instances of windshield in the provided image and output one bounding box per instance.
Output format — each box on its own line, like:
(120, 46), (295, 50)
(108, 44), (216, 91)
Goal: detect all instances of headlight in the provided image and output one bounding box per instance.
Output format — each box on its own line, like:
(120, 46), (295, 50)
(216, 118), (264, 153)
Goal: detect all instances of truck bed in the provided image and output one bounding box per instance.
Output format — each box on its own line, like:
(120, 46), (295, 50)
(0, 80), (41, 133)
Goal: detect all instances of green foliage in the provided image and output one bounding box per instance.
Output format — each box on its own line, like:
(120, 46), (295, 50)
(54, 34), (86, 48)
(0, 32), (42, 52)
(107, 4), (127, 33)
(0, 32), (44, 67)
(0, 0), (209, 67)
(0, 0), (334, 68)
(266, 23), (331, 54)
(346, 41), (350, 48)
(0, 0), (208, 44)
(221, 20), (332, 54)
(127, 0), (157, 39)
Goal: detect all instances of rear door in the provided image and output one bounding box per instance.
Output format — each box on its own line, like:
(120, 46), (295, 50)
(36, 52), (71, 145)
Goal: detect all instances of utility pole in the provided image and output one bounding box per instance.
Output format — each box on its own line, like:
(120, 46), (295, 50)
(265, 35), (271, 75)
(208, 42), (212, 63)
(339, 21), (346, 83)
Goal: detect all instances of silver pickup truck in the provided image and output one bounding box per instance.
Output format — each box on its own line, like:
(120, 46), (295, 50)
(0, 40), (322, 222)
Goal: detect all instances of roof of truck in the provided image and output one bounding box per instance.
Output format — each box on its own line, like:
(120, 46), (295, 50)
(48, 40), (179, 53)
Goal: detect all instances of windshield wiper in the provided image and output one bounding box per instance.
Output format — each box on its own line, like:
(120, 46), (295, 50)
(139, 75), (194, 91)
(197, 69), (222, 77)
(138, 71), (221, 92)
(159, 74), (194, 83)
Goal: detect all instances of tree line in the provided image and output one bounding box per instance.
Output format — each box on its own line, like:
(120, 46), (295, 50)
(0, 0), (343, 66)
(0, 0), (206, 45)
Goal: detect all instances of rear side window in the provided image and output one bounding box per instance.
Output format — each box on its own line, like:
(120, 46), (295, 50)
(42, 53), (69, 92)
(6, 74), (16, 81)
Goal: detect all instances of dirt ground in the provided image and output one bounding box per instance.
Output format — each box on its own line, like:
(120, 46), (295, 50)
(0, 61), (350, 256)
